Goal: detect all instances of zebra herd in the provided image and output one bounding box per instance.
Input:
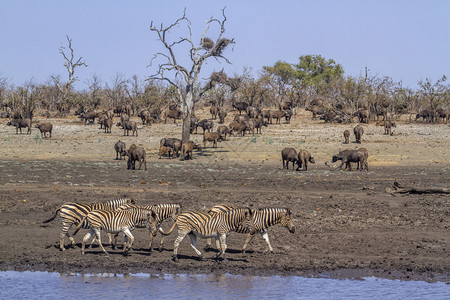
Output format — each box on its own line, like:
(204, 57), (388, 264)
(43, 198), (295, 262)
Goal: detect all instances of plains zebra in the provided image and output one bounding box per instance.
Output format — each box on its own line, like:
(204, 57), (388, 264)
(206, 205), (295, 253)
(109, 203), (181, 251)
(160, 207), (255, 262)
(78, 207), (157, 256)
(42, 198), (135, 251)
(205, 204), (237, 249)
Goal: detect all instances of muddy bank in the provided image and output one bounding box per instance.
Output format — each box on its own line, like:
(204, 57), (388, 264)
(0, 159), (448, 283)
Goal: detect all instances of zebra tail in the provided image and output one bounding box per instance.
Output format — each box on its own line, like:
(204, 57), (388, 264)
(42, 208), (60, 223)
(72, 216), (87, 236)
(159, 221), (177, 236)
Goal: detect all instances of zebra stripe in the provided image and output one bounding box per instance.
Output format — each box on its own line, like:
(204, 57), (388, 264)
(111, 203), (181, 251)
(207, 205), (295, 253)
(160, 207), (255, 262)
(207, 204), (236, 215)
(148, 203), (181, 251)
(80, 207), (157, 256)
(42, 198), (134, 251)
(116, 203), (181, 227)
(206, 204), (238, 249)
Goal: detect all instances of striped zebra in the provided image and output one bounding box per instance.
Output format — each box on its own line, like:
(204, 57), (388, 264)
(206, 205), (295, 253)
(76, 206), (158, 256)
(160, 207), (255, 262)
(109, 203), (181, 251)
(42, 198), (134, 251)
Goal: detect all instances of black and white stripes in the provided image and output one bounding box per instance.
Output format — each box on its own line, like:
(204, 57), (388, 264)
(112, 203), (181, 251)
(207, 205), (295, 253)
(78, 206), (157, 256)
(160, 207), (255, 262)
(43, 199), (294, 262)
(43, 198), (134, 251)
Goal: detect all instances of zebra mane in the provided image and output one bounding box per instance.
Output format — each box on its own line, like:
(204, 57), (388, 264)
(88, 198), (134, 211)
(106, 197), (134, 204)
(216, 206), (252, 216)
(257, 207), (290, 214)
(115, 203), (181, 225)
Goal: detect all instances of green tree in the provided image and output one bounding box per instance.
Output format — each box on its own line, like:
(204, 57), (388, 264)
(262, 61), (296, 103)
(293, 55), (344, 93)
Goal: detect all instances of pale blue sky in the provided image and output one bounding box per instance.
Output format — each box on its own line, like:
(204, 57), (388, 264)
(1, 0), (449, 90)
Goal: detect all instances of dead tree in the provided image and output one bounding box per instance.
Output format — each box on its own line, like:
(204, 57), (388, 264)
(386, 181), (450, 195)
(51, 35), (87, 113)
(148, 8), (234, 143)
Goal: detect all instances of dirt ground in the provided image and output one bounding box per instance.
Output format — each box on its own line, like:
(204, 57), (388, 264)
(0, 109), (448, 283)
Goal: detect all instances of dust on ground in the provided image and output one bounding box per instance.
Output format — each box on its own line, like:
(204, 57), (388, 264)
(0, 110), (448, 282)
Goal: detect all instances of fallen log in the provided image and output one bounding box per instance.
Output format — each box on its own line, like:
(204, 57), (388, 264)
(386, 180), (450, 195)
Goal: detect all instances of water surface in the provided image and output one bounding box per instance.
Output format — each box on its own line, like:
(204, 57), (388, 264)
(1, 271), (448, 299)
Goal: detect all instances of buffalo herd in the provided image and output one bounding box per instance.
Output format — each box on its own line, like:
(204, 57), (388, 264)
(3, 102), (447, 172)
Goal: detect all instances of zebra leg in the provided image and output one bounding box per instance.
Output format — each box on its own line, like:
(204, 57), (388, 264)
(123, 235), (128, 252)
(261, 232), (274, 253)
(149, 229), (160, 252)
(60, 223), (74, 251)
(123, 229), (134, 255)
(148, 231), (154, 252)
(88, 235), (97, 249)
(66, 223), (76, 248)
(107, 232), (113, 247)
(89, 232), (113, 249)
(111, 233), (120, 250)
(214, 237), (221, 252)
(158, 234), (165, 252)
(94, 228), (109, 256)
(242, 233), (255, 253)
(188, 233), (204, 260)
(204, 238), (213, 250)
(81, 229), (93, 255)
(172, 232), (187, 262)
(68, 234), (76, 247)
(218, 234), (228, 261)
(59, 231), (67, 251)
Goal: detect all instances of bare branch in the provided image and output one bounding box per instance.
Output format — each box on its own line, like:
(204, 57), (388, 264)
(148, 8), (234, 142)
(58, 35), (87, 87)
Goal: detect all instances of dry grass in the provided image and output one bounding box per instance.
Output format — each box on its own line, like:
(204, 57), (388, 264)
(0, 108), (448, 167)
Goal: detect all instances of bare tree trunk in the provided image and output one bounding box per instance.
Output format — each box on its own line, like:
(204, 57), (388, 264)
(181, 90), (194, 143)
(149, 9), (233, 145)
(182, 110), (191, 143)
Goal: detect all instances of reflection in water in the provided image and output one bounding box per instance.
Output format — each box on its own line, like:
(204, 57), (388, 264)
(0, 271), (448, 299)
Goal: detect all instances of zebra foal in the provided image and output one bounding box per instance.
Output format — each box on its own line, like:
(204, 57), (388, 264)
(42, 198), (135, 251)
(76, 207), (157, 256)
(207, 205), (295, 253)
(160, 207), (255, 262)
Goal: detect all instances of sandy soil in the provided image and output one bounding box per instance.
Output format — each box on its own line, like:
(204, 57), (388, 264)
(0, 109), (448, 282)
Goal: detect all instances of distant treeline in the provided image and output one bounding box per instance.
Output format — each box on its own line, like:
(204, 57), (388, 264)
(0, 55), (448, 123)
